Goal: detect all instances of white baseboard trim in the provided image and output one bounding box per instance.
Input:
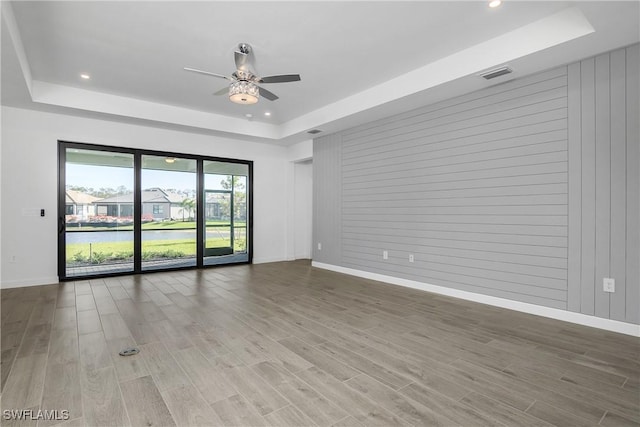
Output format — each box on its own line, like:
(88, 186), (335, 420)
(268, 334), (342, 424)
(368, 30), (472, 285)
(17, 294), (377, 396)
(312, 261), (640, 337)
(1, 276), (59, 289)
(252, 256), (287, 265)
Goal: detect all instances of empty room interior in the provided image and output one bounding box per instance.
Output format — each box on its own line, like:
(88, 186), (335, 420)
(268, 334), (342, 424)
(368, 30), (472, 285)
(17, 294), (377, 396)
(1, 1), (639, 426)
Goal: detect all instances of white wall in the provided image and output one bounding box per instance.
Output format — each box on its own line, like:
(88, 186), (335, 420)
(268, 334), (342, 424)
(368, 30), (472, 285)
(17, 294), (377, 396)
(287, 139), (313, 162)
(0, 106), (292, 287)
(294, 160), (313, 259)
(284, 139), (313, 260)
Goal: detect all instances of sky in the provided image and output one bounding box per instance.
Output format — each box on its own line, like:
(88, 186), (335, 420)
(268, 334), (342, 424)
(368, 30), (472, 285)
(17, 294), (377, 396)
(66, 164), (237, 192)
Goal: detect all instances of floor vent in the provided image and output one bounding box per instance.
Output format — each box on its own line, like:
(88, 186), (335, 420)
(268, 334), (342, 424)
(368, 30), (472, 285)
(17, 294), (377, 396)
(480, 66), (513, 80)
(119, 347), (140, 356)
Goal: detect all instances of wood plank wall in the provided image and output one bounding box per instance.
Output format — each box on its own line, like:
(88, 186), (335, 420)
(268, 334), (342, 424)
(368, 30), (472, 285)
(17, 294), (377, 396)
(568, 45), (640, 323)
(313, 44), (639, 324)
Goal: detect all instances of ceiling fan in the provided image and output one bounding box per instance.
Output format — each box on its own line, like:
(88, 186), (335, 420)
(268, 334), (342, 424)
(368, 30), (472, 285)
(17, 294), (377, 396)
(184, 43), (301, 105)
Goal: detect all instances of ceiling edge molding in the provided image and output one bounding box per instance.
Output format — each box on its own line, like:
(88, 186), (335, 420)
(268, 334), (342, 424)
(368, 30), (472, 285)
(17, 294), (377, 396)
(1, 1), (33, 96)
(278, 6), (595, 139)
(30, 81), (283, 140)
(5, 5), (595, 143)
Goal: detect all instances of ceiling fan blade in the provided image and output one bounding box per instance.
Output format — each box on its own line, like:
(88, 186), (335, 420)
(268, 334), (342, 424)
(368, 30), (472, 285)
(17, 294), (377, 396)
(258, 86), (279, 101)
(184, 67), (231, 80)
(259, 74), (301, 84)
(213, 86), (229, 96)
(234, 51), (250, 72)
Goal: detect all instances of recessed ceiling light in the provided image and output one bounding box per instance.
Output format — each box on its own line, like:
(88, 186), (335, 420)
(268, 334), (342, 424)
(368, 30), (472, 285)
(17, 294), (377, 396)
(80, 73), (91, 80)
(245, 113), (253, 118)
(489, 0), (502, 8)
(264, 112), (271, 116)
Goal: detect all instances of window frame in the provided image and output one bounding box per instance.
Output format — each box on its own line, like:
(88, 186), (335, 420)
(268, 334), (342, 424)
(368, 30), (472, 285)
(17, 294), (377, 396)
(58, 140), (253, 281)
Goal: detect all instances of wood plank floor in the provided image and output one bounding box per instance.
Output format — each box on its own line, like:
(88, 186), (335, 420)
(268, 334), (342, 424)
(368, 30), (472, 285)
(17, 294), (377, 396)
(1, 260), (638, 426)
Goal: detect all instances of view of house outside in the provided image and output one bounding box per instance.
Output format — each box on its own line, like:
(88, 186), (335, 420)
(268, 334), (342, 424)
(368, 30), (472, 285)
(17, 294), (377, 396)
(65, 157), (247, 272)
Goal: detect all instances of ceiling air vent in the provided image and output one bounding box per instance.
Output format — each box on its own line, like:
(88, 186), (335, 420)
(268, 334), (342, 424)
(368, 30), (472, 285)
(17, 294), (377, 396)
(307, 129), (322, 135)
(480, 66), (513, 80)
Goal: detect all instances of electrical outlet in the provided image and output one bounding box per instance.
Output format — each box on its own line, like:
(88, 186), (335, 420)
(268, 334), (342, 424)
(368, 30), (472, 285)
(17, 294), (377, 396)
(317, 243), (322, 251)
(383, 250), (388, 260)
(409, 254), (414, 263)
(603, 278), (615, 293)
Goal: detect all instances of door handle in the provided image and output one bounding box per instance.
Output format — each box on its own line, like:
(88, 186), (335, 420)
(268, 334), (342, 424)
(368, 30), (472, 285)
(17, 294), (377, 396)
(58, 217), (65, 234)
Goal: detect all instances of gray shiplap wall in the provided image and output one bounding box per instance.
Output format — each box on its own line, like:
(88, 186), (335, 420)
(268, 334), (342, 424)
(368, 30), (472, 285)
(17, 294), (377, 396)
(313, 44), (639, 324)
(567, 45), (640, 323)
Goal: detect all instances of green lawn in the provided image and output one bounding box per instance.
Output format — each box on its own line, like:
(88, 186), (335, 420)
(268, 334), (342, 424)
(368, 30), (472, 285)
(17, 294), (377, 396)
(66, 237), (246, 263)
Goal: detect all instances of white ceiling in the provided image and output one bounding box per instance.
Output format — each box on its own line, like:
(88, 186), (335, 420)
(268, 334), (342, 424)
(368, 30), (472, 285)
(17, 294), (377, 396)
(2, 1), (638, 145)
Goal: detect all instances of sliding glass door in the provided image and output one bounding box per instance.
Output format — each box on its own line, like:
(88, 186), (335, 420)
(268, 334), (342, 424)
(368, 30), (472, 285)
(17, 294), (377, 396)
(62, 148), (135, 277)
(58, 142), (252, 280)
(141, 155), (197, 271)
(203, 161), (249, 265)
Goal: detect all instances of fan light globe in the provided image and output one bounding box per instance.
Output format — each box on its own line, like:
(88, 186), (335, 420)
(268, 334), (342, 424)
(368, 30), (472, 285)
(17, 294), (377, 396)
(229, 81), (259, 105)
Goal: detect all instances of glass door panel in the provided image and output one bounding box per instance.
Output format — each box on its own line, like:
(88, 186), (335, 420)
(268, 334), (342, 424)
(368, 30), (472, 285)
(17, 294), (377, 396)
(205, 190), (233, 256)
(203, 161), (249, 266)
(64, 148), (135, 277)
(141, 155), (197, 271)
(232, 175), (247, 253)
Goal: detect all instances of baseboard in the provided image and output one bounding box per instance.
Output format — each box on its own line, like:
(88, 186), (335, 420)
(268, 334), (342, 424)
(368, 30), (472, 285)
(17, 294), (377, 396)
(253, 256), (287, 265)
(1, 276), (59, 289)
(295, 253), (312, 260)
(312, 261), (640, 337)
